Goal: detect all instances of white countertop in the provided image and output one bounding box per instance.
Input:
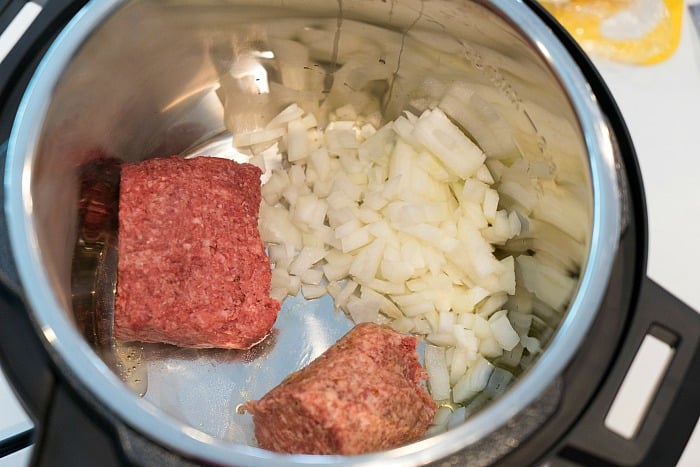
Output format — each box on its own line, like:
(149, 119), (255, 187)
(1, 2), (699, 466)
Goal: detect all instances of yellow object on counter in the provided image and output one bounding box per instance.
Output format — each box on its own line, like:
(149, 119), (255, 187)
(539, 0), (683, 64)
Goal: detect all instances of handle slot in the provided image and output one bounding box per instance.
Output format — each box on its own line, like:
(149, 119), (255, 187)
(560, 278), (700, 467)
(0, 1), (43, 64)
(604, 328), (675, 439)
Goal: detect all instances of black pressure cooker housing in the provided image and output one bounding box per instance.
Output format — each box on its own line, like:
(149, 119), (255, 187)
(0, 1), (698, 466)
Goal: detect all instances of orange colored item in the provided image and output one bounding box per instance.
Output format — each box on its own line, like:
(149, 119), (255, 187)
(539, 0), (683, 64)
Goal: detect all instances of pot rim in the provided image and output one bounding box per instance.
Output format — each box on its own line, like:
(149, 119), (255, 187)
(4, 0), (621, 464)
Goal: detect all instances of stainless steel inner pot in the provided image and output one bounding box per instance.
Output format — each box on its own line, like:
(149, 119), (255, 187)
(5, 0), (621, 465)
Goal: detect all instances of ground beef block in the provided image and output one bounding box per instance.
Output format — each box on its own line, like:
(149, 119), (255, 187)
(244, 322), (437, 454)
(114, 156), (280, 349)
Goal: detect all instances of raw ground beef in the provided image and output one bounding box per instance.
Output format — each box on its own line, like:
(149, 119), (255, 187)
(114, 156), (280, 349)
(243, 322), (437, 455)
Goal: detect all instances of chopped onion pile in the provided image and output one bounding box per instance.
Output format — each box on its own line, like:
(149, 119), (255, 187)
(232, 101), (567, 432)
(223, 98), (580, 433)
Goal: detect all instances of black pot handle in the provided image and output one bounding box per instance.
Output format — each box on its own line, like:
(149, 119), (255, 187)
(0, 0), (84, 66)
(0, 0), (91, 415)
(0, 283), (45, 450)
(554, 277), (700, 466)
(0, 0), (88, 136)
(0, 281), (124, 466)
(0, 0), (32, 35)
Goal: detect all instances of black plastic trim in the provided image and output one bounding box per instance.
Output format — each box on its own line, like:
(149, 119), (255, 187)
(30, 382), (129, 467)
(559, 278), (700, 467)
(0, 428), (33, 458)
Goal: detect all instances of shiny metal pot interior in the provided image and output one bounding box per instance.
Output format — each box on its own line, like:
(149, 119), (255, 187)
(5, 0), (621, 464)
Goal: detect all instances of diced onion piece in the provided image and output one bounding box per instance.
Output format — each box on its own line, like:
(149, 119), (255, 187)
(477, 293), (509, 318)
(360, 286), (403, 319)
(498, 256), (516, 295)
(289, 247), (327, 276)
(258, 203), (302, 250)
(499, 180), (538, 212)
(424, 345), (451, 401)
(322, 250), (354, 282)
(412, 108), (485, 179)
(262, 170), (290, 205)
(300, 268), (324, 285)
(334, 279), (358, 308)
(516, 255), (576, 311)
(363, 278), (406, 296)
(390, 317), (415, 333)
(489, 310), (520, 351)
(340, 227), (373, 253)
(413, 318), (432, 335)
(268, 243), (294, 269)
(427, 332), (457, 347)
(271, 268), (292, 290)
(452, 357), (494, 403)
(380, 258), (414, 283)
(508, 210), (522, 237)
(453, 326), (479, 351)
(348, 238), (385, 282)
(521, 335), (542, 354)
(498, 343), (524, 368)
(462, 179), (488, 204)
(292, 194), (328, 231)
(346, 295), (381, 323)
(450, 347), (472, 385)
(301, 283), (327, 299)
(479, 337), (503, 359)
(265, 103), (306, 129)
(433, 406), (453, 427)
(452, 286), (490, 314)
(508, 311), (533, 336)
(270, 287), (288, 302)
(483, 189), (499, 223)
(233, 127), (286, 147)
(287, 119), (309, 162)
(287, 275), (301, 296)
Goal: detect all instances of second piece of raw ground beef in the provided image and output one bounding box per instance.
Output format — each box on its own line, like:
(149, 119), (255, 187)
(244, 322), (437, 454)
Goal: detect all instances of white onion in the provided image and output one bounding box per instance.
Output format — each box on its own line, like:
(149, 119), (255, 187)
(237, 102), (550, 415)
(516, 255), (576, 311)
(433, 406), (453, 427)
(424, 345), (451, 401)
(488, 310), (520, 351)
(479, 337), (504, 359)
(452, 357), (494, 403)
(498, 343), (524, 368)
(301, 283), (328, 300)
(265, 103), (306, 129)
(288, 247), (327, 276)
(412, 108), (485, 179)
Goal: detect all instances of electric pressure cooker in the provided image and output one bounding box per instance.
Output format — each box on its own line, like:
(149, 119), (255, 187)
(0, 0), (698, 466)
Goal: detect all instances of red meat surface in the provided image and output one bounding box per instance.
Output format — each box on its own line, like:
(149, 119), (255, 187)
(244, 322), (437, 455)
(114, 156), (280, 349)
